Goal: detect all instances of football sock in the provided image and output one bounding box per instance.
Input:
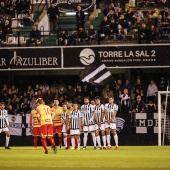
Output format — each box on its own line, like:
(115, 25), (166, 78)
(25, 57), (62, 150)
(106, 135), (111, 146)
(91, 132), (96, 147)
(71, 138), (75, 148)
(64, 137), (67, 148)
(48, 137), (55, 147)
(102, 135), (106, 147)
(96, 136), (101, 147)
(59, 136), (62, 147)
(75, 137), (78, 148)
(41, 138), (48, 152)
(5, 136), (10, 147)
(33, 136), (38, 147)
(114, 134), (118, 147)
(67, 135), (70, 148)
(78, 137), (80, 147)
(83, 133), (88, 147)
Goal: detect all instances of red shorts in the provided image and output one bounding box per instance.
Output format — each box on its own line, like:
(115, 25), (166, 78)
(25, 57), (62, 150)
(53, 125), (62, 134)
(40, 124), (54, 137)
(32, 127), (41, 136)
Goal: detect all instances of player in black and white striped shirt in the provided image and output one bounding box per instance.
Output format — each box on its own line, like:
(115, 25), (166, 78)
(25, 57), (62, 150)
(68, 102), (82, 150)
(0, 102), (11, 149)
(94, 96), (106, 149)
(105, 96), (118, 150)
(81, 97), (96, 150)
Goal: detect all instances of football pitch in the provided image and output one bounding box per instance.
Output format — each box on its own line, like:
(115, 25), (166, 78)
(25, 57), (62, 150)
(0, 146), (170, 170)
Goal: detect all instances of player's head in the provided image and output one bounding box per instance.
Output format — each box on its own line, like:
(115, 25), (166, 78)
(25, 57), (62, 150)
(95, 96), (101, 105)
(84, 97), (90, 105)
(62, 103), (67, 111)
(73, 102), (78, 110)
(0, 102), (5, 110)
(54, 99), (59, 106)
(108, 96), (114, 104)
(67, 101), (73, 109)
(36, 98), (44, 105)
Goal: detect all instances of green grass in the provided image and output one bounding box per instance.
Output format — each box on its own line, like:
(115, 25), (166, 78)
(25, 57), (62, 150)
(0, 146), (170, 170)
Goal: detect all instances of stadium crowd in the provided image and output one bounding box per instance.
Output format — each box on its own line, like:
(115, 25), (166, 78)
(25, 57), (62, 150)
(0, 0), (170, 46)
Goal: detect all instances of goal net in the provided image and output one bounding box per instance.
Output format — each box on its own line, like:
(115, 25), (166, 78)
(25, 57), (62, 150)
(158, 91), (170, 146)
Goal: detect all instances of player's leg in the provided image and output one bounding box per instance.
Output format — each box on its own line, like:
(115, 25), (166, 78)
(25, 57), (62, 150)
(47, 124), (57, 154)
(95, 124), (101, 149)
(4, 128), (11, 149)
(111, 123), (118, 150)
(70, 130), (75, 149)
(100, 124), (106, 149)
(57, 125), (63, 149)
(89, 125), (96, 150)
(62, 125), (67, 149)
(83, 126), (88, 149)
(32, 127), (39, 149)
(105, 123), (111, 149)
(67, 129), (71, 149)
(40, 125), (49, 154)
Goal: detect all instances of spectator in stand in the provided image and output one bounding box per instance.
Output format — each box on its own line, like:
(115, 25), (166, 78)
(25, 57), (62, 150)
(158, 76), (168, 91)
(161, 7), (169, 22)
(23, 9), (34, 26)
(29, 96), (36, 110)
(125, 7), (134, 27)
(133, 17), (143, 39)
(54, 88), (60, 100)
(0, 1), (6, 15)
(50, 81), (58, 94)
(59, 29), (69, 46)
(103, 4), (110, 16)
(66, 85), (75, 101)
(145, 14), (156, 28)
(119, 89), (130, 113)
(76, 5), (85, 30)
(0, 28), (5, 47)
(26, 25), (41, 47)
(23, 0), (30, 14)
(74, 84), (84, 103)
(107, 9), (115, 21)
(8, 85), (17, 96)
(13, 97), (21, 114)
(114, 84), (121, 112)
(117, 14), (129, 36)
(40, 81), (49, 94)
(134, 78), (144, 92)
(3, 19), (12, 40)
(110, 2), (117, 12)
(87, 24), (97, 45)
(153, 8), (160, 18)
(47, 3), (59, 34)
(147, 80), (158, 104)
(156, 15), (163, 38)
(44, 89), (54, 104)
(99, 16), (110, 40)
(149, 24), (159, 42)
(122, 79), (132, 96)
(114, 7), (123, 22)
(76, 27), (88, 45)
(15, 0), (24, 17)
(20, 97), (30, 113)
(140, 89), (146, 103)
(109, 18), (118, 36)
(132, 8), (144, 22)
(138, 22), (151, 44)
(34, 84), (40, 96)
(8, 104), (15, 115)
(58, 79), (67, 96)
(36, 89), (44, 99)
(66, 28), (78, 46)
(147, 100), (156, 113)
(101, 84), (114, 104)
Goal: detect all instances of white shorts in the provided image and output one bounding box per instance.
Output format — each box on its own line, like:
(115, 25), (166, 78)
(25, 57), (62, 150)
(95, 124), (105, 131)
(105, 122), (116, 130)
(70, 129), (80, 136)
(83, 125), (95, 132)
(0, 127), (9, 133)
(62, 125), (66, 133)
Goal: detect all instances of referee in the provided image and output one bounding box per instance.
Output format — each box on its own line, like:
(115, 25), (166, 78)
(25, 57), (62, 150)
(0, 102), (11, 149)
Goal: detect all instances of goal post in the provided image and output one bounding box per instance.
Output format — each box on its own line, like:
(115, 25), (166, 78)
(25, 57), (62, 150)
(158, 91), (170, 146)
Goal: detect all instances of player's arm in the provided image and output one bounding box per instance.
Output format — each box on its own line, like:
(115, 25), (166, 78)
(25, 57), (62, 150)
(30, 113), (33, 129)
(94, 111), (98, 124)
(79, 116), (82, 131)
(111, 110), (117, 121)
(100, 110), (105, 125)
(67, 114), (71, 130)
(51, 109), (55, 120)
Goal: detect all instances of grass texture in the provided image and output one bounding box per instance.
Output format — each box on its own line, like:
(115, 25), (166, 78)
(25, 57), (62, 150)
(0, 146), (170, 170)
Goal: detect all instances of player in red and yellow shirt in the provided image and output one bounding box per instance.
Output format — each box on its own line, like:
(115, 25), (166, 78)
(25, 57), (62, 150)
(51, 99), (63, 148)
(30, 106), (41, 149)
(36, 98), (57, 154)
